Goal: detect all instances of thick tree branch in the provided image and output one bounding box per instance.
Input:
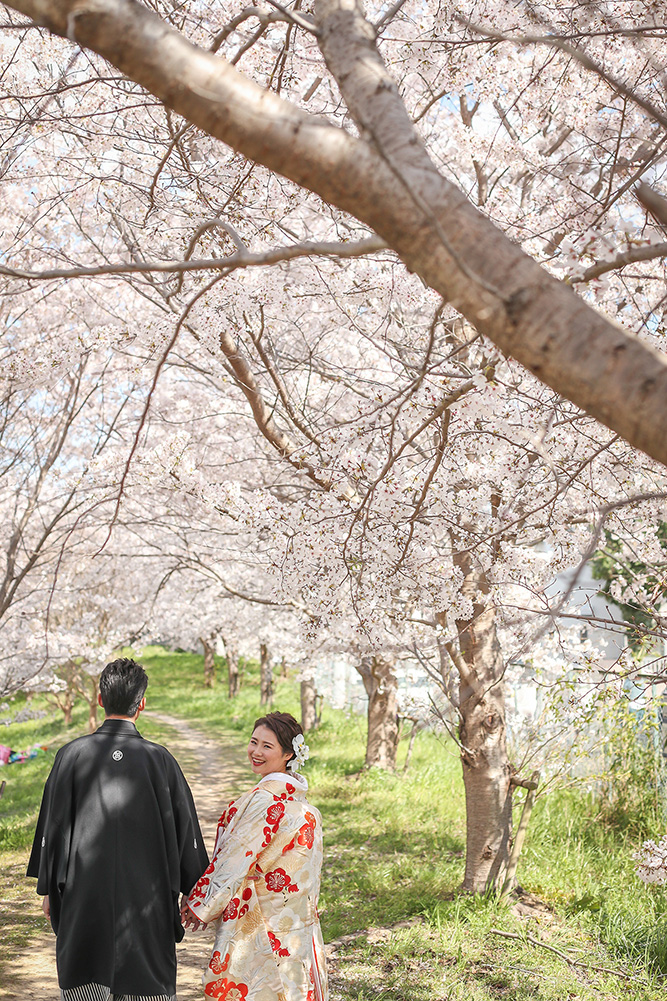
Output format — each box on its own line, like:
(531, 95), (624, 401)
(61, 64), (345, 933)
(636, 182), (667, 227)
(4, 0), (667, 467)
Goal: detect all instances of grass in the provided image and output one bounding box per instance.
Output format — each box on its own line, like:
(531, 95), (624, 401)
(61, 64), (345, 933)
(2, 646), (667, 999)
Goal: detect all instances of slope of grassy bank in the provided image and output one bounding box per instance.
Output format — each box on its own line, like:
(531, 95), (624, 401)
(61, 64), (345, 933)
(2, 647), (667, 1000)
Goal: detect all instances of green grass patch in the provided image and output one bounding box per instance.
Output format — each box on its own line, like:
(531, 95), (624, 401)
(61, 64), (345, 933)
(2, 648), (667, 998)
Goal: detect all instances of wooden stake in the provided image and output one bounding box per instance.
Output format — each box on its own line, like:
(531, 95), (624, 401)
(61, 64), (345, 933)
(499, 769), (540, 900)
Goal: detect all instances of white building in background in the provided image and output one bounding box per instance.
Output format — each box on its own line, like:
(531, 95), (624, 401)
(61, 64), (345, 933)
(313, 655), (431, 715)
(510, 561), (630, 721)
(311, 559), (667, 760)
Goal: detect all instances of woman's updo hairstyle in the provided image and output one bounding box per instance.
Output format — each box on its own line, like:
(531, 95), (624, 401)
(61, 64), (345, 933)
(253, 711), (303, 767)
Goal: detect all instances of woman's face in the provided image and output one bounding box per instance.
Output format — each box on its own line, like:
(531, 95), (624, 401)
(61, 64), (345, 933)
(247, 725), (291, 777)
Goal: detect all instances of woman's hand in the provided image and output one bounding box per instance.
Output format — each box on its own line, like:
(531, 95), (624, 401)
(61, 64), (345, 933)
(41, 895), (50, 918)
(180, 895), (207, 931)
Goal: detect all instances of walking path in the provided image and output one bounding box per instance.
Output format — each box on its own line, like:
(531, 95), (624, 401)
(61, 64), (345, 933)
(1, 712), (250, 1001)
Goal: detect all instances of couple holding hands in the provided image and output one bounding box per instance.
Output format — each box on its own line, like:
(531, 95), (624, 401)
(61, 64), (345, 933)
(28, 658), (328, 1001)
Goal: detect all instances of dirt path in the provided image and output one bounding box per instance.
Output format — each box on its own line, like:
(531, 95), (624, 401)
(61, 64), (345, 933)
(0, 713), (250, 1001)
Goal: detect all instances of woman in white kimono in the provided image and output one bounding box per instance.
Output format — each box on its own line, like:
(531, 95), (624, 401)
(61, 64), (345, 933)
(185, 712), (328, 1001)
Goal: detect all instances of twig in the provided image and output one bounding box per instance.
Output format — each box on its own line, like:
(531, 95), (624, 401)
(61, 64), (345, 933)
(374, 0), (410, 32)
(489, 928), (646, 984)
(0, 236), (387, 282)
(260, 0), (318, 35)
(457, 17), (667, 134)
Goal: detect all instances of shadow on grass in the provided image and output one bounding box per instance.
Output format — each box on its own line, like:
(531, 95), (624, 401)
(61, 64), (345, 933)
(0, 852), (53, 970)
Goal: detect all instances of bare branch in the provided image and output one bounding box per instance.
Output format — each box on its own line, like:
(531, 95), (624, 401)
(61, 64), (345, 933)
(576, 241), (667, 283)
(374, 0), (410, 32)
(0, 237), (388, 281)
(4, 0), (667, 466)
(457, 17), (667, 133)
(210, 6), (289, 51)
(260, 0), (318, 35)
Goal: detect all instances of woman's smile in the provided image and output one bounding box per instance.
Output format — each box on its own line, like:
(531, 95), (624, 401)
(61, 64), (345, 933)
(247, 724), (291, 776)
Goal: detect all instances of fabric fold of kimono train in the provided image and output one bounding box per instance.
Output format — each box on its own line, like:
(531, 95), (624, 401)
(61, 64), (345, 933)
(188, 770), (328, 1001)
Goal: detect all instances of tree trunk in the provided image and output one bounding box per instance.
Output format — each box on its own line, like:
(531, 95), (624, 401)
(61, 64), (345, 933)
(403, 720), (418, 773)
(222, 636), (239, 698)
(300, 676), (318, 732)
(200, 635), (216, 688)
(88, 697), (98, 733)
(259, 642), (272, 706)
(355, 655), (399, 770)
(62, 697), (74, 726)
(449, 557), (513, 894)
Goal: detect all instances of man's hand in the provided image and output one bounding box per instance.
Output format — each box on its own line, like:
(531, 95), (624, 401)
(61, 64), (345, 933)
(41, 895), (50, 919)
(180, 895), (206, 932)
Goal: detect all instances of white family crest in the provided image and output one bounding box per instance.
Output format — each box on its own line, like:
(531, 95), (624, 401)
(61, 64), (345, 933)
(112, 749), (123, 761)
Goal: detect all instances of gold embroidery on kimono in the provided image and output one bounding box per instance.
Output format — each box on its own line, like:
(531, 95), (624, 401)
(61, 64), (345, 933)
(188, 771), (328, 1001)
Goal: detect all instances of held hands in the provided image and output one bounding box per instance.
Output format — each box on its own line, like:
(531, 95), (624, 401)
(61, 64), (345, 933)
(180, 894), (207, 932)
(41, 895), (50, 919)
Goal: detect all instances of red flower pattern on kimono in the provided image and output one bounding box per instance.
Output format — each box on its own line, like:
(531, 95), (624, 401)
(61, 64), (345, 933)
(190, 875), (210, 900)
(307, 965), (316, 1001)
(200, 776), (327, 1001)
(265, 867), (299, 893)
(209, 951), (230, 975)
(262, 799), (286, 846)
(205, 977), (249, 1001)
(265, 867), (290, 892)
(239, 885), (252, 917)
(267, 801), (285, 826)
(297, 812), (317, 849)
(215, 801), (236, 841)
(267, 931), (290, 957)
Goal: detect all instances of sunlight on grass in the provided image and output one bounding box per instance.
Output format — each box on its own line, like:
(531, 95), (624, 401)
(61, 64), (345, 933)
(2, 647), (667, 998)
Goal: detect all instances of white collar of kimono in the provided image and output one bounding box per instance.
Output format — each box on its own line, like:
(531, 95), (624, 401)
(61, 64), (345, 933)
(260, 771), (308, 791)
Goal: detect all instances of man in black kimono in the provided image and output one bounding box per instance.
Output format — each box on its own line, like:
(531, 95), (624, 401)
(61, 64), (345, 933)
(27, 657), (209, 1001)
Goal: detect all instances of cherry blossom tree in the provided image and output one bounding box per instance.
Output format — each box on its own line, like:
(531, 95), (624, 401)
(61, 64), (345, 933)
(1, 0), (667, 893)
(2, 0), (667, 460)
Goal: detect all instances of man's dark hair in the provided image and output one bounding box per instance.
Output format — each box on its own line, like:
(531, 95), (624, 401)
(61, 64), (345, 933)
(99, 658), (148, 717)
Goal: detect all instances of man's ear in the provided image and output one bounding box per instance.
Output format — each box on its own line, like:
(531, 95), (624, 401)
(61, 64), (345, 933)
(97, 693), (104, 709)
(138, 696), (146, 713)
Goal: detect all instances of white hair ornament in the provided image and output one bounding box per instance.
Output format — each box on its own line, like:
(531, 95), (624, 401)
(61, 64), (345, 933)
(287, 733), (309, 772)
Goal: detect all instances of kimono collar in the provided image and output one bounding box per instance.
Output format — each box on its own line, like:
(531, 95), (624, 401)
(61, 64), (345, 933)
(260, 771), (308, 792)
(97, 718), (143, 738)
